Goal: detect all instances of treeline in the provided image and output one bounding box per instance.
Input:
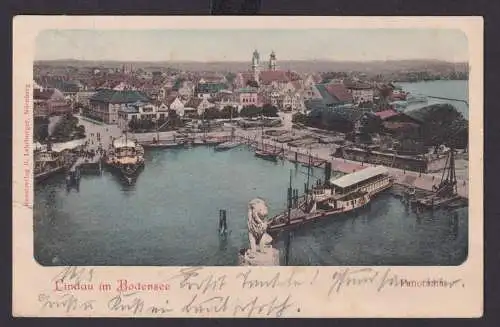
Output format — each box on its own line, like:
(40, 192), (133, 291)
(51, 113), (86, 142)
(34, 116), (49, 142)
(293, 104), (468, 150)
(128, 110), (185, 132)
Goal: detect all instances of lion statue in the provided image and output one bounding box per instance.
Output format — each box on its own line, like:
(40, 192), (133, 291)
(247, 198), (273, 253)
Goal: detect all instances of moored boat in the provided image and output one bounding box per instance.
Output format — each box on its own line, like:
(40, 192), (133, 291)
(105, 135), (145, 184)
(215, 141), (240, 151)
(141, 140), (184, 149)
(254, 149), (279, 161)
(267, 165), (393, 233)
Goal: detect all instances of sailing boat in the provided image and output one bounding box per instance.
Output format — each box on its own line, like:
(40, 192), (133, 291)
(142, 117), (182, 149)
(414, 146), (461, 208)
(254, 117), (280, 161)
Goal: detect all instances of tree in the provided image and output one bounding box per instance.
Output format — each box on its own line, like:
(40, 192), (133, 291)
(33, 116), (49, 142)
(292, 112), (309, 125)
(246, 80), (259, 88)
(203, 107), (221, 120)
(220, 106), (238, 119)
(261, 104), (278, 117)
(240, 105), (261, 118)
(225, 72), (236, 84)
(51, 113), (84, 141)
(376, 84), (393, 111)
(359, 114), (383, 135)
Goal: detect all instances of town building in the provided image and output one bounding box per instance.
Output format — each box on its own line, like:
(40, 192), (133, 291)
(116, 101), (159, 131)
(75, 91), (97, 107)
(183, 97), (213, 117)
(235, 50), (303, 90)
(33, 85), (71, 117)
(281, 91), (304, 112)
(88, 89), (151, 124)
(195, 82), (228, 99)
(235, 87), (260, 109)
(345, 81), (374, 104)
(212, 90), (238, 110)
(312, 83), (354, 108)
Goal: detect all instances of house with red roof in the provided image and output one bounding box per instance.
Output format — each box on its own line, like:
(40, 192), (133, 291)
(374, 109), (399, 120)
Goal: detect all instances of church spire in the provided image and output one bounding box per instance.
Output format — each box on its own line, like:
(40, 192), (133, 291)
(269, 51), (277, 71)
(252, 50), (260, 83)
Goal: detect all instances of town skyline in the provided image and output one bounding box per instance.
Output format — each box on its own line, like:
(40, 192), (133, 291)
(35, 29), (469, 63)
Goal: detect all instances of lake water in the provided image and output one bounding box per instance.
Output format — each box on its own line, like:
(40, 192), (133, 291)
(397, 80), (469, 118)
(34, 145), (468, 266)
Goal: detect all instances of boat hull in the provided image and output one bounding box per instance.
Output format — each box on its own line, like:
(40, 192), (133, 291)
(215, 142), (240, 151)
(105, 160), (144, 184)
(254, 150), (279, 161)
(141, 142), (184, 149)
(268, 182), (393, 233)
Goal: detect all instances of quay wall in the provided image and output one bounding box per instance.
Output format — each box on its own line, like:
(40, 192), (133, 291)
(236, 134), (468, 199)
(340, 148), (447, 173)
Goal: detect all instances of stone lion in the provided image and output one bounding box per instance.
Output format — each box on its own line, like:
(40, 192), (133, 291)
(247, 198), (273, 253)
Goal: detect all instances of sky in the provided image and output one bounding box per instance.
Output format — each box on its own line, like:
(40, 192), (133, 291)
(35, 29), (468, 62)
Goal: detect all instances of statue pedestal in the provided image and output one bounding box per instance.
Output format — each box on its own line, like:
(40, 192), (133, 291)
(238, 246), (279, 266)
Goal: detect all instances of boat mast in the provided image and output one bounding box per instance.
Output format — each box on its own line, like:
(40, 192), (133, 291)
(285, 169), (292, 266)
(156, 117), (159, 142)
(306, 146), (312, 193)
(203, 109), (207, 140)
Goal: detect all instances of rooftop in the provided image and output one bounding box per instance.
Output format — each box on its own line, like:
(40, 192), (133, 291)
(375, 109), (399, 120)
(89, 89), (151, 104)
(330, 165), (388, 189)
(236, 87), (258, 93)
(404, 103), (461, 123)
(324, 83), (353, 103)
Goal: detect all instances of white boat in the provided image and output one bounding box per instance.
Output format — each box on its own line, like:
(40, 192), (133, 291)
(311, 165), (393, 210)
(267, 166), (393, 232)
(105, 135), (145, 184)
(215, 141), (240, 151)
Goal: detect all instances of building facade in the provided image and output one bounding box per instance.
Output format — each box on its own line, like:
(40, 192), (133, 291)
(236, 87), (259, 108)
(88, 89), (151, 124)
(33, 87), (71, 117)
(346, 83), (374, 104)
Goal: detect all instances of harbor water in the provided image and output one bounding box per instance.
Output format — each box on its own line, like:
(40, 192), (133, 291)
(34, 145), (468, 266)
(398, 80), (469, 118)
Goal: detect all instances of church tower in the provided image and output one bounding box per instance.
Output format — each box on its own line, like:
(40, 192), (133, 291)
(269, 51), (277, 71)
(251, 49), (260, 83)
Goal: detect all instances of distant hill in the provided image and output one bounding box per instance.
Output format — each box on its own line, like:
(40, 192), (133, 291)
(34, 59), (468, 75)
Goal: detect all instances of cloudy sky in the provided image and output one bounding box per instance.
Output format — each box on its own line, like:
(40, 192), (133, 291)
(35, 29), (468, 62)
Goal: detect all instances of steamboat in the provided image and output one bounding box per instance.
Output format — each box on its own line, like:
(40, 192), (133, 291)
(105, 135), (145, 184)
(267, 165), (394, 233)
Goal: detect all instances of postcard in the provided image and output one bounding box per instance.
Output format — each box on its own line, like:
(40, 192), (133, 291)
(13, 16), (483, 317)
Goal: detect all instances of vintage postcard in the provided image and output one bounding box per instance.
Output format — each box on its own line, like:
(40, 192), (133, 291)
(13, 16), (483, 317)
